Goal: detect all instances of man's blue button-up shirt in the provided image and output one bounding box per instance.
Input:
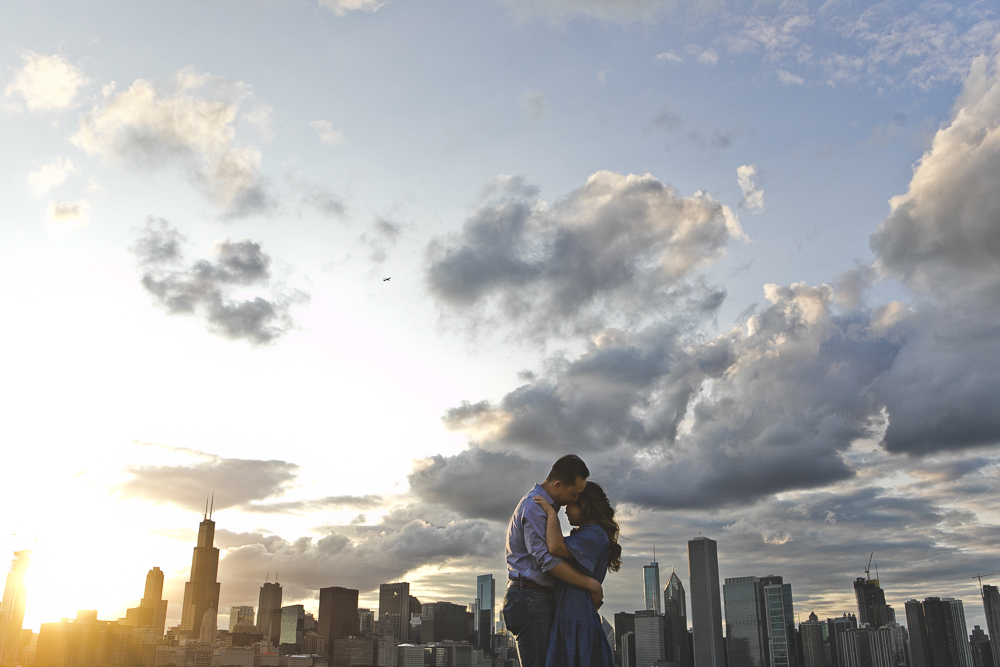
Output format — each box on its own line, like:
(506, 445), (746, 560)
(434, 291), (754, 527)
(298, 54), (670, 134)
(505, 483), (563, 587)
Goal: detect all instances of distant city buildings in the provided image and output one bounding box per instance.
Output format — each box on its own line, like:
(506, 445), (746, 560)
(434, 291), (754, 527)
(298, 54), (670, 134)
(230, 606), (255, 632)
(379, 583), (411, 644)
(318, 586), (359, 651)
(724, 576), (768, 667)
(983, 586), (1000, 667)
(257, 579), (283, 646)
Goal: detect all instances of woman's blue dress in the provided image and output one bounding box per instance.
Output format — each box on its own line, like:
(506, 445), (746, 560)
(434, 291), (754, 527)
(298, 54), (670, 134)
(545, 524), (615, 667)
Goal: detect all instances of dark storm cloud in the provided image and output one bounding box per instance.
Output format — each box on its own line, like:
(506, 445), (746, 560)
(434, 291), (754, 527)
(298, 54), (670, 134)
(426, 170), (743, 338)
(408, 449), (546, 521)
(133, 217), (308, 344)
(117, 455), (299, 510)
(216, 517), (500, 605)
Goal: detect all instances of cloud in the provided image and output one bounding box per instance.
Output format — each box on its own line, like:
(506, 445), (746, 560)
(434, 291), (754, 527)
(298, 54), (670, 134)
(243, 495), (386, 514)
(318, 0), (385, 16)
(48, 200), (89, 225)
(311, 120), (345, 147)
(776, 69), (804, 86)
(72, 69), (275, 219)
(408, 449), (545, 521)
(685, 45), (719, 66)
(5, 52), (87, 111)
(871, 50), (1000, 302)
(656, 51), (683, 64)
(26, 158), (74, 195)
(360, 217), (402, 263)
(498, 0), (675, 24)
(520, 90), (548, 118)
(132, 217), (308, 344)
(426, 170), (744, 339)
(117, 455), (299, 511)
(216, 516), (500, 604)
(737, 163), (764, 212)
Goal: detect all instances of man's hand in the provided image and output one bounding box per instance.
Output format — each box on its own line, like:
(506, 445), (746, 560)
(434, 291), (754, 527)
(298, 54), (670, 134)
(533, 495), (557, 517)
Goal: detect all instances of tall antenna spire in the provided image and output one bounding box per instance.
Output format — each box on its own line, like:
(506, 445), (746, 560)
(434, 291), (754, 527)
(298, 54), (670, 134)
(204, 493), (209, 521)
(653, 545), (656, 562)
(210, 492), (214, 519)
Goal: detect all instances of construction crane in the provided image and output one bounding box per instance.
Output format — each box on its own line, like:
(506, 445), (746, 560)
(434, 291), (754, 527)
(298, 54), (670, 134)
(864, 552), (874, 582)
(972, 573), (996, 596)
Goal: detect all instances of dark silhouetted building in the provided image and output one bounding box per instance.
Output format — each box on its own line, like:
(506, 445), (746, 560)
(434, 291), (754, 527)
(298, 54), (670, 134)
(908, 597), (973, 667)
(836, 624), (907, 667)
(379, 583), (411, 643)
(332, 637), (375, 667)
(179, 506), (221, 639)
(319, 586), (359, 653)
(689, 537), (724, 667)
(229, 606), (255, 632)
(257, 579), (283, 645)
(124, 568), (169, 640)
(421, 602), (473, 644)
(906, 600), (930, 667)
(359, 609), (375, 636)
(983, 586), (1000, 667)
(800, 613), (824, 667)
(970, 625), (993, 667)
(0, 551), (31, 666)
(853, 579), (895, 629)
(615, 613), (636, 667)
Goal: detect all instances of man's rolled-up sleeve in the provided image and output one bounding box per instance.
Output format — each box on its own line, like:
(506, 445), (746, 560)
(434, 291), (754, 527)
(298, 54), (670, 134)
(522, 503), (563, 572)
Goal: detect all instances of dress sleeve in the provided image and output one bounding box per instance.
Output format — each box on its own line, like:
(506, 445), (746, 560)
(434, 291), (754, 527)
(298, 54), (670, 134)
(563, 525), (608, 574)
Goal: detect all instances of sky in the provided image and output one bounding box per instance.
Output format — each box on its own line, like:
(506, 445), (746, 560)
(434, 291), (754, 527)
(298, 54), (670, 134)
(3, 0), (1000, 638)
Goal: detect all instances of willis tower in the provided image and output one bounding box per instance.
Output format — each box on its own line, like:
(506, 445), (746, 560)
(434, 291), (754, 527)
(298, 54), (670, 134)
(180, 496), (221, 638)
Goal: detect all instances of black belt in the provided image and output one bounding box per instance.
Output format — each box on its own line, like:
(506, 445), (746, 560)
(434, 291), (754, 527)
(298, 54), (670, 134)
(508, 575), (554, 593)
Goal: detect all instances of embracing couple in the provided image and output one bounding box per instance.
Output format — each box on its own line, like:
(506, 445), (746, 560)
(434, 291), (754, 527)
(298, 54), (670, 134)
(502, 455), (622, 667)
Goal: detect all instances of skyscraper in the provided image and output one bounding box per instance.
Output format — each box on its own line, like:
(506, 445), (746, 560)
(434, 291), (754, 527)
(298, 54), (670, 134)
(319, 586), (359, 653)
(0, 551), (30, 666)
(634, 609), (666, 667)
(827, 614), (858, 667)
(421, 602), (473, 644)
(180, 503), (221, 638)
(799, 613), (824, 667)
(913, 597), (973, 667)
(379, 583), (411, 643)
(665, 570), (691, 667)
(853, 578), (895, 628)
(476, 575), (496, 633)
(689, 537), (724, 667)
(257, 578), (283, 644)
(142, 568), (169, 637)
(969, 625), (994, 667)
(906, 600), (930, 667)
(724, 576), (768, 667)
(762, 576), (797, 667)
(280, 605), (305, 654)
(644, 557), (662, 615)
(982, 585), (1000, 667)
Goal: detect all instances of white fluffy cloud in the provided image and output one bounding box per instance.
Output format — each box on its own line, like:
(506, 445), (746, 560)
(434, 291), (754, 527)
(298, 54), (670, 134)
(5, 52), (87, 111)
(72, 70), (274, 219)
(737, 163), (764, 211)
(48, 199), (89, 225)
(871, 50), (1000, 301)
(26, 158), (74, 195)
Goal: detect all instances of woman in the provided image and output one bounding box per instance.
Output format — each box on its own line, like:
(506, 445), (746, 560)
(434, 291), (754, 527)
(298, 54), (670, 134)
(533, 481), (621, 667)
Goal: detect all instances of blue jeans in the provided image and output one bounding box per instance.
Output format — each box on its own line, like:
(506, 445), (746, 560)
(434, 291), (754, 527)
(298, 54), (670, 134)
(502, 586), (554, 667)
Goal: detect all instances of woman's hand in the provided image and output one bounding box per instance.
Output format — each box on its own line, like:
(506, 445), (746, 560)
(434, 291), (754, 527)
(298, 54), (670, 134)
(533, 495), (557, 517)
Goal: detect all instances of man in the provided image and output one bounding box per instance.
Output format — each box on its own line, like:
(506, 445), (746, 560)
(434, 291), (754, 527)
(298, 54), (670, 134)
(502, 455), (603, 667)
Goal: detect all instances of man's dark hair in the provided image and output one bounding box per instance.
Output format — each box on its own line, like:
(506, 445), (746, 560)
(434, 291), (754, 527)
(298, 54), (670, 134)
(545, 455), (590, 486)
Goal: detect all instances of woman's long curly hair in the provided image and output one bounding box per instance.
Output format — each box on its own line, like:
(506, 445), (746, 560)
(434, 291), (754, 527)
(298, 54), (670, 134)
(575, 481), (622, 572)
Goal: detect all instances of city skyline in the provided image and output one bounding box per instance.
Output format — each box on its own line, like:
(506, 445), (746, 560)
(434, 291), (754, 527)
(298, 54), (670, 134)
(4, 0), (1000, 645)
